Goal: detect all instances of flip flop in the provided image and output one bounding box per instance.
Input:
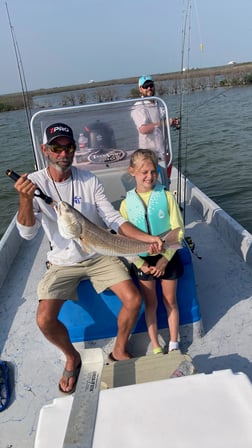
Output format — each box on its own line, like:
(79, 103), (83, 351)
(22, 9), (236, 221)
(0, 360), (10, 412)
(58, 361), (82, 394)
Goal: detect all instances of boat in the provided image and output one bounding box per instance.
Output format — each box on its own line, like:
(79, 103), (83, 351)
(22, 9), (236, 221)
(1, 97), (252, 447)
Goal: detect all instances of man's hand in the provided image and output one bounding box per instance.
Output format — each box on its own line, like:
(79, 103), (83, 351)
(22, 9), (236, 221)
(169, 117), (181, 129)
(147, 236), (163, 254)
(14, 173), (37, 200)
(15, 174), (37, 226)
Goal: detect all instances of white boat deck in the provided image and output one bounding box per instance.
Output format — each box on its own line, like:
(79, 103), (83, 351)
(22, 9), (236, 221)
(181, 194), (252, 375)
(1, 97), (252, 447)
(1, 171), (252, 447)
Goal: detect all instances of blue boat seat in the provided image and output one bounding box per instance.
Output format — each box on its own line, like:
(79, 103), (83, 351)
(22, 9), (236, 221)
(59, 241), (200, 342)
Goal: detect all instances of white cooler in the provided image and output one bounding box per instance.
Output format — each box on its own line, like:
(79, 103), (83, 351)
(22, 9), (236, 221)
(35, 369), (252, 448)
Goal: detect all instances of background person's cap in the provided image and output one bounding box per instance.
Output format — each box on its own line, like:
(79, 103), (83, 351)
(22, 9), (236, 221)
(43, 123), (74, 144)
(138, 75), (153, 87)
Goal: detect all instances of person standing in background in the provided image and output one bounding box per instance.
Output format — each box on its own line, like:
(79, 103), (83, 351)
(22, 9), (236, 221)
(131, 75), (165, 159)
(131, 75), (180, 167)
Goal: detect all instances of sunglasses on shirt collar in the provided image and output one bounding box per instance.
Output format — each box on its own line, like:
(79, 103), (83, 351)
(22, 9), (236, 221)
(47, 143), (76, 154)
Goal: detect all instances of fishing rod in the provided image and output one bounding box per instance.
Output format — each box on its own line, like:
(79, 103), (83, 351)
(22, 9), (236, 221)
(6, 169), (54, 205)
(176, 0), (192, 223)
(5, 1), (37, 167)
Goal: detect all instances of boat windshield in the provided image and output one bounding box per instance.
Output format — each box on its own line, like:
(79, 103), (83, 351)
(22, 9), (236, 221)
(30, 97), (172, 186)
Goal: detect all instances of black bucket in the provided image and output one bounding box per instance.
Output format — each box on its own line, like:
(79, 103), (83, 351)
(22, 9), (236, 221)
(83, 121), (116, 152)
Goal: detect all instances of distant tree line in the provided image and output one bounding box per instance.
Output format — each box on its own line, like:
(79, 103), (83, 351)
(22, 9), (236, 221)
(1, 64), (252, 112)
(0, 93), (32, 112)
(55, 71), (252, 106)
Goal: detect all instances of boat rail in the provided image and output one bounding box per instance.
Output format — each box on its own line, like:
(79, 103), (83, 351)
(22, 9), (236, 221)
(185, 176), (252, 265)
(0, 215), (22, 288)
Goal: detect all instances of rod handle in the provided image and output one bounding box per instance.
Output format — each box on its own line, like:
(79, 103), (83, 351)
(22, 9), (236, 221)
(6, 169), (53, 205)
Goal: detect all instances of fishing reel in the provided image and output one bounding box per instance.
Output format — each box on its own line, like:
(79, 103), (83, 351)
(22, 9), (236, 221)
(185, 236), (202, 260)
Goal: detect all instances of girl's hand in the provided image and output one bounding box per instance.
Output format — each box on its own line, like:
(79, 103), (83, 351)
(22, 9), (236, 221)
(140, 262), (152, 275)
(150, 256), (169, 277)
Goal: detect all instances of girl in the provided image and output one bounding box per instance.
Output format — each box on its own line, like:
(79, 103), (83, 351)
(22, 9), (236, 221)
(120, 149), (184, 354)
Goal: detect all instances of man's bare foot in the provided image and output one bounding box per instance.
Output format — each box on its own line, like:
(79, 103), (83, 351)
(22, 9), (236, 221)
(59, 353), (82, 393)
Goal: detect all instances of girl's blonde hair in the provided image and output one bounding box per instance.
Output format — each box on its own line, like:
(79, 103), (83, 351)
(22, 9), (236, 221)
(128, 149), (159, 172)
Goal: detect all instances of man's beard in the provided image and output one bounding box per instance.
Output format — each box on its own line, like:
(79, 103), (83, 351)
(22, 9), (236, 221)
(48, 155), (73, 173)
(144, 90), (155, 97)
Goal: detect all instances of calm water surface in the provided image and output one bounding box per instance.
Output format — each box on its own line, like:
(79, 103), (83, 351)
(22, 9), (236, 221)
(0, 85), (252, 239)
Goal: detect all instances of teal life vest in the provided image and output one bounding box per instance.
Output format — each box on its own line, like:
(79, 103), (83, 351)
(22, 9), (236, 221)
(125, 184), (170, 256)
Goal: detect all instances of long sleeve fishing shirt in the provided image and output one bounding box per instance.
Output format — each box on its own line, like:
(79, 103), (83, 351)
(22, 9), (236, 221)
(16, 167), (126, 265)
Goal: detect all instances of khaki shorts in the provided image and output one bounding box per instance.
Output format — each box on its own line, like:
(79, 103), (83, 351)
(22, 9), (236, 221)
(37, 255), (130, 300)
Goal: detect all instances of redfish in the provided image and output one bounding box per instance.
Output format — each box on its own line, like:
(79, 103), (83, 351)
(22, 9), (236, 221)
(55, 201), (181, 256)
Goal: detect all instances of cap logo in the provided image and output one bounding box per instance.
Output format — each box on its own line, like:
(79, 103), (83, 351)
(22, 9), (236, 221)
(50, 126), (70, 134)
(96, 134), (103, 142)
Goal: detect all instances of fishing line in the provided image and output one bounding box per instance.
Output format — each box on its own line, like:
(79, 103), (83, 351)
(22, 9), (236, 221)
(190, 90), (227, 112)
(193, 0), (204, 53)
(5, 1), (37, 167)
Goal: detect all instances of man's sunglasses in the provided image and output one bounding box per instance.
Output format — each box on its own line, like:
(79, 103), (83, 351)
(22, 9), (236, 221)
(47, 143), (76, 154)
(142, 81), (154, 89)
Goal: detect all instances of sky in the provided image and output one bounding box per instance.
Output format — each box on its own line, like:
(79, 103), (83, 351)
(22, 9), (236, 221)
(0, 0), (251, 95)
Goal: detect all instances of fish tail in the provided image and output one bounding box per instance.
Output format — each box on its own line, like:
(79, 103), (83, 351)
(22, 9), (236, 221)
(162, 228), (182, 250)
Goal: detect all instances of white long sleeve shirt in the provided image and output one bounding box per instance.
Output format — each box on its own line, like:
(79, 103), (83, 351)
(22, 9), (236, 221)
(16, 167), (126, 265)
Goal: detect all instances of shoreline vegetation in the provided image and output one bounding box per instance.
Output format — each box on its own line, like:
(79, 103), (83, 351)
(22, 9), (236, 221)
(1, 62), (252, 112)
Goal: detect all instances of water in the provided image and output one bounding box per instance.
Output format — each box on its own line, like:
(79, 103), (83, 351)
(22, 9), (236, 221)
(0, 109), (35, 239)
(0, 84), (252, 239)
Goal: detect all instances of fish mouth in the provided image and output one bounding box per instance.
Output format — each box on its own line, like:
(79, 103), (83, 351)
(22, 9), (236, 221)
(54, 201), (69, 216)
(54, 202), (62, 216)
